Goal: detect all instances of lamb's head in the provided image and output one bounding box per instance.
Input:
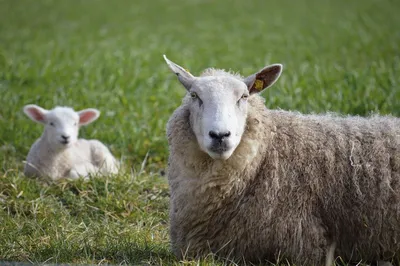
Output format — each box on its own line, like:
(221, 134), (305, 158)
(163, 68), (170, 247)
(23, 104), (100, 150)
(164, 55), (282, 160)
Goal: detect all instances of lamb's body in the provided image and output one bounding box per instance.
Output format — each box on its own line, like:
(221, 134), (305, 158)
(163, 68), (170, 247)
(167, 70), (400, 264)
(23, 105), (119, 181)
(25, 138), (118, 180)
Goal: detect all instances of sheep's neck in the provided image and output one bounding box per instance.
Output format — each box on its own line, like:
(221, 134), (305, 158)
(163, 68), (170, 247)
(36, 136), (73, 176)
(179, 125), (267, 203)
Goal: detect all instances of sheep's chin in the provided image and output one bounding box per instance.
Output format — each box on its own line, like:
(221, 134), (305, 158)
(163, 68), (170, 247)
(207, 149), (234, 160)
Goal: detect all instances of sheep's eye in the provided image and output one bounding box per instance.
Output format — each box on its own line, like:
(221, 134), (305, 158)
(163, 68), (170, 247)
(237, 94), (249, 105)
(190, 91), (203, 106)
(74, 122), (77, 126)
(49, 122), (55, 126)
(190, 92), (198, 99)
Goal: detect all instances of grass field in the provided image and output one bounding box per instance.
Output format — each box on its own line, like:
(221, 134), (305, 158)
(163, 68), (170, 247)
(0, 0), (399, 264)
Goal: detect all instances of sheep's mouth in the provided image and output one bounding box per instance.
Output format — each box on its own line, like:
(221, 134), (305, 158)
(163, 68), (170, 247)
(208, 142), (232, 158)
(60, 140), (70, 145)
(209, 145), (228, 153)
(205, 139), (237, 160)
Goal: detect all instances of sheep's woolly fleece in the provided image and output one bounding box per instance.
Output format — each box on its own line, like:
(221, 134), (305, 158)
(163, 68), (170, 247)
(167, 68), (400, 265)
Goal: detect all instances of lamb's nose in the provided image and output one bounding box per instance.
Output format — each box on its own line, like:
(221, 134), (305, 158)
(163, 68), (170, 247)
(209, 131), (231, 140)
(61, 135), (70, 140)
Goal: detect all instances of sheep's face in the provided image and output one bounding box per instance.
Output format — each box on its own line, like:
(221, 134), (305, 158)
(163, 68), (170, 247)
(188, 77), (249, 160)
(24, 105), (100, 151)
(164, 55), (282, 161)
(44, 108), (80, 149)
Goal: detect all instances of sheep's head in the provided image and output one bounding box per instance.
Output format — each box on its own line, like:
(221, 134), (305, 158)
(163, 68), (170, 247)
(23, 105), (100, 150)
(164, 55), (282, 160)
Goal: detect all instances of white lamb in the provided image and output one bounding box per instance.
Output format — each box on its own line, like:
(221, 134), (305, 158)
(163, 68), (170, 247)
(23, 104), (119, 180)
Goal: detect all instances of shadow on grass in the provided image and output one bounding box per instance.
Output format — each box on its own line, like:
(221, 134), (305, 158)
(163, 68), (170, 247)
(21, 240), (175, 265)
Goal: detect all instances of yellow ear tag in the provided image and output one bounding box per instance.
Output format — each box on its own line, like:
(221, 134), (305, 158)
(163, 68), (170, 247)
(254, 79), (264, 91)
(185, 68), (190, 73)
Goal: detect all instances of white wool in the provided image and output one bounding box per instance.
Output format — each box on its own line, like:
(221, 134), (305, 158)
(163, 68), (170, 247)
(23, 104), (119, 181)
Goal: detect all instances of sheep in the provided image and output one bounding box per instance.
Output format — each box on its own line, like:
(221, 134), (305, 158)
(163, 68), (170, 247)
(23, 104), (119, 181)
(163, 55), (400, 265)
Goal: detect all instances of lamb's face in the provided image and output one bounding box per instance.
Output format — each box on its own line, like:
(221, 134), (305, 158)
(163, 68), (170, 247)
(44, 108), (80, 149)
(24, 104), (100, 151)
(189, 77), (249, 160)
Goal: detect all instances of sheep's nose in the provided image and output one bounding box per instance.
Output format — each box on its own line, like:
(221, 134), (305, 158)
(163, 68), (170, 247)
(61, 135), (70, 140)
(209, 130), (231, 140)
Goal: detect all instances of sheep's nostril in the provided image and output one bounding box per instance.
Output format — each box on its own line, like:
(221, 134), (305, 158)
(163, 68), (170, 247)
(61, 135), (70, 140)
(209, 131), (219, 139)
(223, 131), (231, 138)
(209, 131), (231, 140)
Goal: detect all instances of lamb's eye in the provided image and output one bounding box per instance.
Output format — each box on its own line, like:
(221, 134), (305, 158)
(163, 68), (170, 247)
(190, 92), (198, 99)
(74, 122), (77, 126)
(49, 122), (55, 126)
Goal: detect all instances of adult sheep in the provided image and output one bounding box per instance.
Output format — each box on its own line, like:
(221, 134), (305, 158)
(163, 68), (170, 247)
(163, 55), (400, 265)
(23, 104), (119, 181)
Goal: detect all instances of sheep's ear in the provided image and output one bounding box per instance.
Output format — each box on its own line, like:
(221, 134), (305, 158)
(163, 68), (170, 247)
(23, 104), (48, 124)
(163, 55), (196, 91)
(244, 64), (283, 94)
(78, 109), (100, 126)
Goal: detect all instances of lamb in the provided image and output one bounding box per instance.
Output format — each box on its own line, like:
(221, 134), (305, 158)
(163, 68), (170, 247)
(163, 55), (400, 265)
(23, 104), (119, 181)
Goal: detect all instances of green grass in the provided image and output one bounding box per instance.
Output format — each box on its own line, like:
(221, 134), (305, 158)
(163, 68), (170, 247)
(0, 0), (399, 264)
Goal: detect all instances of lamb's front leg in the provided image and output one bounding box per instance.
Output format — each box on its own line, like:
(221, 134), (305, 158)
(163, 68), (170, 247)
(68, 163), (98, 180)
(89, 140), (119, 175)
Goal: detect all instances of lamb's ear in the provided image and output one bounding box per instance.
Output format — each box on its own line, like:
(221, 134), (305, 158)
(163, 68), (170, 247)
(244, 64), (283, 94)
(78, 109), (100, 126)
(163, 55), (195, 91)
(23, 104), (48, 124)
